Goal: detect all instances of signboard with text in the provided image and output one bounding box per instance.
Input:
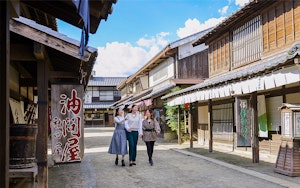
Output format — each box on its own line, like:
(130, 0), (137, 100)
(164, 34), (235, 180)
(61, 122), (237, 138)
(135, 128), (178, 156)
(235, 97), (251, 147)
(50, 84), (84, 163)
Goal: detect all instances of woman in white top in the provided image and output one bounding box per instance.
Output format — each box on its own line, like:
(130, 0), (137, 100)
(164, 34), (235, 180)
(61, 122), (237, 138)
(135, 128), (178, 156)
(125, 105), (143, 166)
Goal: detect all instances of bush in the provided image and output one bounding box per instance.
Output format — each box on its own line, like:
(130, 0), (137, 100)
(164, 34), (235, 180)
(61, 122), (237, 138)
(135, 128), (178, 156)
(163, 87), (189, 143)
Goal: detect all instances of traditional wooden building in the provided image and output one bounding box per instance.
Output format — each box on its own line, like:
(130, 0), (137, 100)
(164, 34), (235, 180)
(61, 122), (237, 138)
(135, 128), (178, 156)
(162, 0), (300, 163)
(84, 75), (125, 127)
(114, 29), (210, 136)
(0, 1), (116, 187)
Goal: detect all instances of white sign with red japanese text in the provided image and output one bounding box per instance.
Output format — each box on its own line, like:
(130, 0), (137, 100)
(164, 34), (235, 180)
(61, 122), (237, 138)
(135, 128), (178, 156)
(50, 84), (84, 163)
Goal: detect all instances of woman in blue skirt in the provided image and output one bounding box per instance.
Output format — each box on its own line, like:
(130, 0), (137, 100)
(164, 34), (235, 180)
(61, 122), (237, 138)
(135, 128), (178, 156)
(108, 107), (128, 166)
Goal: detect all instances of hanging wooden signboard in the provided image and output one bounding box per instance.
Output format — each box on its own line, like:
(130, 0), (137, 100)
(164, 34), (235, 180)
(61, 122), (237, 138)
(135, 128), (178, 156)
(50, 84), (84, 163)
(235, 97), (251, 147)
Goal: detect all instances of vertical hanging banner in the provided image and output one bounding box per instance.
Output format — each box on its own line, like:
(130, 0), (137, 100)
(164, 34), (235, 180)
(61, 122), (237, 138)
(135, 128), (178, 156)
(257, 95), (268, 138)
(235, 97), (251, 147)
(51, 84), (84, 164)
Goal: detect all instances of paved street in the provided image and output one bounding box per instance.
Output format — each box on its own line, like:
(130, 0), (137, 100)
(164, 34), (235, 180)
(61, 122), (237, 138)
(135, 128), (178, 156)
(48, 128), (300, 188)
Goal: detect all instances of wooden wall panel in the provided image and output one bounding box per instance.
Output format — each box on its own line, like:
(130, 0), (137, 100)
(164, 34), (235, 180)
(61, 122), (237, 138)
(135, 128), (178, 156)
(262, 12), (269, 52)
(262, 0), (300, 54)
(208, 33), (230, 77)
(178, 49), (209, 79)
(285, 1), (294, 44)
(268, 8), (276, 50)
(225, 37), (229, 68)
(276, 5), (285, 47)
(294, 0), (300, 40)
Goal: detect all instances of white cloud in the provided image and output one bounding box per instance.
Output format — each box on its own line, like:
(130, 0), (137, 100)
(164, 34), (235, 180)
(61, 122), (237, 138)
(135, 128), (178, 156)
(218, 6), (229, 15)
(176, 17), (225, 39)
(235, 0), (250, 7)
(137, 32), (169, 48)
(93, 33), (169, 77)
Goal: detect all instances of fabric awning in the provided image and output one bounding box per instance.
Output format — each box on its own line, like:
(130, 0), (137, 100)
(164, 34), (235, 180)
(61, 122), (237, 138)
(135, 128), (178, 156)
(163, 44), (300, 101)
(84, 102), (115, 109)
(167, 65), (300, 106)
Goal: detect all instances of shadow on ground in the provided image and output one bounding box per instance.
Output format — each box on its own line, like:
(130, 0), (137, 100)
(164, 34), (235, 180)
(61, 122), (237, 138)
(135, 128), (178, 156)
(186, 148), (274, 172)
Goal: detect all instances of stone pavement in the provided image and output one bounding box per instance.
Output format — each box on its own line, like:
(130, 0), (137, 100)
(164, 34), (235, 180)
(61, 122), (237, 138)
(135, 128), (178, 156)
(48, 128), (300, 188)
(160, 142), (300, 188)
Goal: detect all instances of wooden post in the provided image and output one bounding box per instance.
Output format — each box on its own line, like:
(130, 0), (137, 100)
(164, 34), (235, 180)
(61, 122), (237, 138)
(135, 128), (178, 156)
(189, 103), (193, 148)
(232, 101), (235, 152)
(251, 92), (259, 163)
(208, 99), (213, 152)
(177, 105), (182, 144)
(193, 101), (199, 146)
(34, 43), (49, 188)
(282, 85), (286, 103)
(0, 1), (10, 187)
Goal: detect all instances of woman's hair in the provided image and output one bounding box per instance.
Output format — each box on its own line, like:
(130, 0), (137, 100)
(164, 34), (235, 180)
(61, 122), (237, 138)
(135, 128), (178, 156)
(130, 104), (137, 113)
(115, 108), (121, 117)
(146, 109), (154, 120)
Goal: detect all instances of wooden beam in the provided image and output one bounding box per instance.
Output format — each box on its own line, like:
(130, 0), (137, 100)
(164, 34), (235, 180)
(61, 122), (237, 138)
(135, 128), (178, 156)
(208, 99), (213, 152)
(177, 105), (182, 144)
(232, 101), (235, 152)
(34, 42), (48, 188)
(251, 91), (259, 163)
(11, 61), (33, 78)
(0, 1), (10, 188)
(10, 18), (91, 61)
(193, 101), (199, 146)
(19, 78), (35, 87)
(282, 85), (286, 103)
(49, 71), (78, 79)
(10, 43), (35, 61)
(9, 0), (20, 18)
(20, 0), (103, 34)
(189, 103), (193, 149)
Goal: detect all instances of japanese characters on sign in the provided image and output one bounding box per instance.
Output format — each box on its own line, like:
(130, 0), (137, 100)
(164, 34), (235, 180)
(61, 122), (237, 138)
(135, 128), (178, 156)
(51, 85), (84, 163)
(236, 97), (251, 147)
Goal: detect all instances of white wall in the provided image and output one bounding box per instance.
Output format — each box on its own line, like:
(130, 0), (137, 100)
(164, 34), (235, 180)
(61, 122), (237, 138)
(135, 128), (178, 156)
(178, 43), (207, 60)
(266, 96), (282, 131)
(198, 106), (208, 124)
(149, 57), (174, 87)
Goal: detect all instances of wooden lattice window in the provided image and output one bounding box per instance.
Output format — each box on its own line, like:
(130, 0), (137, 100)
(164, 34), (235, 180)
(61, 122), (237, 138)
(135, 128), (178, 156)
(232, 15), (262, 68)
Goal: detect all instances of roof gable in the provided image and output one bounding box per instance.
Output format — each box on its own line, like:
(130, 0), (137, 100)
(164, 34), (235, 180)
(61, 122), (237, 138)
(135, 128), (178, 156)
(88, 77), (126, 86)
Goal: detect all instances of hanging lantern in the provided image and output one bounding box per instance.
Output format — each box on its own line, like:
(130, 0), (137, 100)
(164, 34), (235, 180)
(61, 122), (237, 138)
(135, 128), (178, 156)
(184, 103), (190, 110)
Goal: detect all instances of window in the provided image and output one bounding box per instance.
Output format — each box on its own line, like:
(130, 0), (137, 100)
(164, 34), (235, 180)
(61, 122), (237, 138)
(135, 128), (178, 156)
(100, 91), (113, 101)
(232, 16), (262, 68)
(113, 91), (121, 97)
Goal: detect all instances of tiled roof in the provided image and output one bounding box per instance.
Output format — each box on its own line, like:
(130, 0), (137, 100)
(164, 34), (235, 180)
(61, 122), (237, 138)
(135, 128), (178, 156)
(140, 85), (175, 101)
(88, 77), (126, 86)
(170, 27), (213, 48)
(162, 44), (300, 99)
(84, 102), (115, 109)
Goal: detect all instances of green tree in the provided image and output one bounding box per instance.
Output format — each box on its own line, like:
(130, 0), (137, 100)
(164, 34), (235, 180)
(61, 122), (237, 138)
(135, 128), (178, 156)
(163, 87), (189, 142)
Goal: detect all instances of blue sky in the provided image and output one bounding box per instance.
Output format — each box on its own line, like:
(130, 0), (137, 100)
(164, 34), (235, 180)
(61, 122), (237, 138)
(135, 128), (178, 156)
(57, 0), (250, 77)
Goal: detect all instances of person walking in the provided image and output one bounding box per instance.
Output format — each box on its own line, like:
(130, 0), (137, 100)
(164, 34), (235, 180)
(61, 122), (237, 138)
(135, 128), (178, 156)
(108, 107), (127, 167)
(125, 105), (142, 166)
(142, 109), (161, 166)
